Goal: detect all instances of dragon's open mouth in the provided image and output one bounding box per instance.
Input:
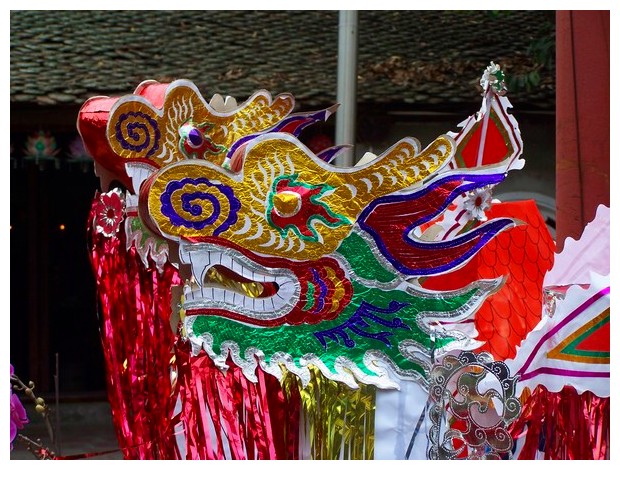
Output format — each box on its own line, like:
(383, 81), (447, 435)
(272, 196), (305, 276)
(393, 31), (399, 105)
(179, 242), (300, 321)
(203, 265), (280, 299)
(178, 237), (353, 327)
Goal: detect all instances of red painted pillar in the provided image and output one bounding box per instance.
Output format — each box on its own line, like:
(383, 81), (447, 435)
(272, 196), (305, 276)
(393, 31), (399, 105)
(555, 10), (610, 251)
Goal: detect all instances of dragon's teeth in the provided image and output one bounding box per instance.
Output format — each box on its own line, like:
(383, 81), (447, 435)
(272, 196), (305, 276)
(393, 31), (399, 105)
(231, 260), (243, 276)
(279, 281), (294, 297)
(180, 244), (298, 317)
(212, 288), (225, 302)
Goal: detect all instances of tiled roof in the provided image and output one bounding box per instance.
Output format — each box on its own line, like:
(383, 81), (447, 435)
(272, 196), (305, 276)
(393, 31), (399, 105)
(10, 10), (555, 111)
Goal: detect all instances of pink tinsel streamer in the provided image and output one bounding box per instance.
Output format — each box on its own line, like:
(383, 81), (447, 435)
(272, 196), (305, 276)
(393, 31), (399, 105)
(509, 385), (609, 460)
(175, 343), (301, 459)
(87, 194), (182, 459)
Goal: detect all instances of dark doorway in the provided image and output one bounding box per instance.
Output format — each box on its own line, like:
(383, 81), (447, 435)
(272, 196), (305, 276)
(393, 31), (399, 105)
(11, 132), (106, 397)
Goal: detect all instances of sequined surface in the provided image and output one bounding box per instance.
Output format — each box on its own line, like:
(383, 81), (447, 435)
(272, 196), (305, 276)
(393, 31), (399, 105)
(428, 351), (520, 460)
(146, 134), (453, 259)
(87, 80), (519, 390)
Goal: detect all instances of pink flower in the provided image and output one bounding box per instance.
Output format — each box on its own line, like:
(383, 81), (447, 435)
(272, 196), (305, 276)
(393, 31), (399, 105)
(93, 189), (125, 237)
(10, 365), (28, 450)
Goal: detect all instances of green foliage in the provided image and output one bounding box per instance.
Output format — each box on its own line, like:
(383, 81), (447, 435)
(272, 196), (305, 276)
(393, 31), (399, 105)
(507, 20), (555, 93)
(482, 11), (556, 94)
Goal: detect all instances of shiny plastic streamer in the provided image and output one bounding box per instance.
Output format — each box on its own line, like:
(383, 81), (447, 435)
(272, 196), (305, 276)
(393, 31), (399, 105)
(509, 385), (609, 460)
(175, 342), (301, 459)
(282, 365), (376, 459)
(88, 194), (181, 459)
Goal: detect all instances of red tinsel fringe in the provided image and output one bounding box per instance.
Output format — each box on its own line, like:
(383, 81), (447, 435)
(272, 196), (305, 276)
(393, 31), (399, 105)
(88, 196), (182, 459)
(509, 385), (609, 460)
(175, 343), (301, 459)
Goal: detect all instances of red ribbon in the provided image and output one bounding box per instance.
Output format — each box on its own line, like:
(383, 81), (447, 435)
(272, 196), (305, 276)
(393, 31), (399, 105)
(509, 385), (609, 459)
(175, 344), (301, 459)
(88, 195), (181, 459)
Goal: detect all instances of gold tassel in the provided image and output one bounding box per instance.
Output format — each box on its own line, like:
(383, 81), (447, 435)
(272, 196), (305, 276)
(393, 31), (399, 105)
(281, 365), (376, 459)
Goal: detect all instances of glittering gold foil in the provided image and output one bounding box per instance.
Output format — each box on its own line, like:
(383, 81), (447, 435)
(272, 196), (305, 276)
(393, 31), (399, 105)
(148, 134), (453, 261)
(281, 365), (375, 459)
(272, 191), (301, 217)
(204, 266), (266, 298)
(107, 83), (294, 167)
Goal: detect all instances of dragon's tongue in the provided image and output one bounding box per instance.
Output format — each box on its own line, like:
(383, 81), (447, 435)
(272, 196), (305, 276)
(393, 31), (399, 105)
(204, 265), (279, 298)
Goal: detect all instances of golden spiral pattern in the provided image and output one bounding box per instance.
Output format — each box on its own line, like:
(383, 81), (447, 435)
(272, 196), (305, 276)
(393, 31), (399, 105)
(113, 110), (161, 158)
(154, 170), (241, 238)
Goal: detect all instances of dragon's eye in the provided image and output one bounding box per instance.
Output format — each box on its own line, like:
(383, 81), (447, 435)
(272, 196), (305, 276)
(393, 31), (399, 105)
(186, 127), (204, 148)
(178, 120), (226, 158)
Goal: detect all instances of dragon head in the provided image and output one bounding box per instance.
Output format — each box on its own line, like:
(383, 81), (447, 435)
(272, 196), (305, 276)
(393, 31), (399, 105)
(82, 79), (516, 389)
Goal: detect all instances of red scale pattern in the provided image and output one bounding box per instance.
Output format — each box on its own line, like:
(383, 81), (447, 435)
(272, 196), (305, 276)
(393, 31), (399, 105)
(423, 200), (555, 361)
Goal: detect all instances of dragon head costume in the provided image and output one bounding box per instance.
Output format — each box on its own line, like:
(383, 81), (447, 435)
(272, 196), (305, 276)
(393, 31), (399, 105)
(79, 65), (566, 460)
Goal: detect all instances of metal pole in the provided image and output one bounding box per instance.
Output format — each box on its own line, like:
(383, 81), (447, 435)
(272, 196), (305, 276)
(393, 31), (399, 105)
(335, 10), (358, 167)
